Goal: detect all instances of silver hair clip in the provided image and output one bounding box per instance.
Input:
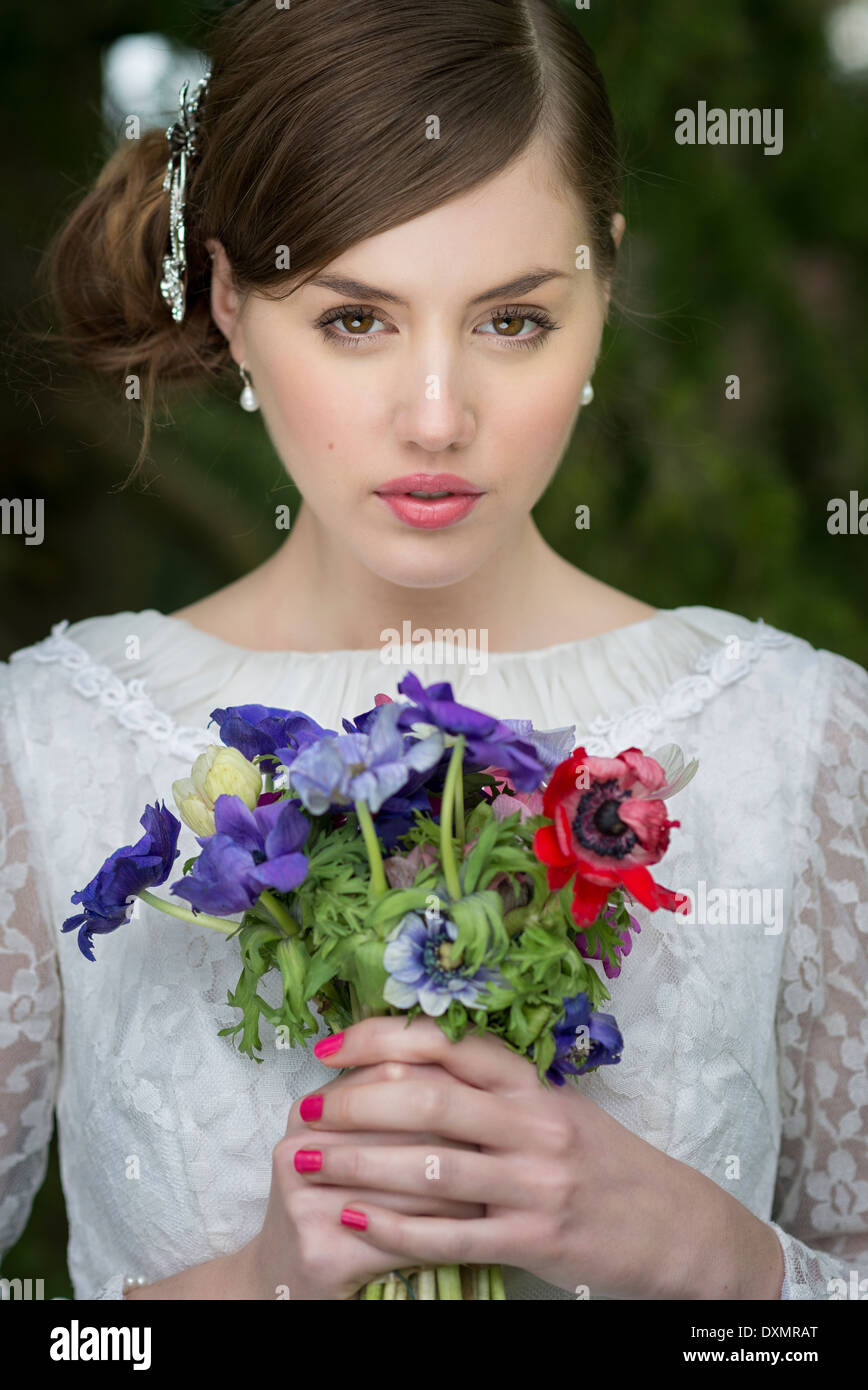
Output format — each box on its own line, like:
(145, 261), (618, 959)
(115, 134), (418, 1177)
(159, 70), (211, 323)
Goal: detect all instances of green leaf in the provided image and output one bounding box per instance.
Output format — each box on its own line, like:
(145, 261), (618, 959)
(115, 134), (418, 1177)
(533, 1029), (556, 1084)
(449, 890), (506, 972)
(273, 937), (320, 1040)
(461, 813), (501, 894)
(364, 886), (438, 932)
(305, 951), (342, 998)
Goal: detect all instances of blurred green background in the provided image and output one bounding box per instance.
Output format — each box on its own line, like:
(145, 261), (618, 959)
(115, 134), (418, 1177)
(1, 0), (866, 1297)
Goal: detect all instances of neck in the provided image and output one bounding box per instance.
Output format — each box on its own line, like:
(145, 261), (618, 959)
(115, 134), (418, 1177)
(244, 502), (567, 653)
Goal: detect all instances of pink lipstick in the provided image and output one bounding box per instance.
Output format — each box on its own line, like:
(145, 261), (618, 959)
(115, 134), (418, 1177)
(374, 472), (484, 530)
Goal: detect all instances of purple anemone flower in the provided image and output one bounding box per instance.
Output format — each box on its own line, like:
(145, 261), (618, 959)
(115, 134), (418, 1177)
(498, 719), (576, 776)
(170, 794), (310, 916)
(208, 703), (337, 769)
(382, 907), (504, 1016)
(543, 991), (623, 1085)
(288, 699), (444, 816)
(62, 801), (181, 961)
(394, 673), (564, 793)
(574, 901), (642, 979)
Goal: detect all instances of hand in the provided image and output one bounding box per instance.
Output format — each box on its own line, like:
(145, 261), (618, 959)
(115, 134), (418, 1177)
(245, 1057), (484, 1300)
(306, 1015), (784, 1299)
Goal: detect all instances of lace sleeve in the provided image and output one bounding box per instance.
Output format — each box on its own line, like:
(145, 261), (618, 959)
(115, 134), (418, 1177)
(766, 649), (868, 1300)
(0, 660), (63, 1274)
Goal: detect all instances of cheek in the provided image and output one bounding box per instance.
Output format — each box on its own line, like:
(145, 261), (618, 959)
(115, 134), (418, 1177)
(489, 368), (583, 478)
(265, 361), (357, 454)
(256, 353), (381, 499)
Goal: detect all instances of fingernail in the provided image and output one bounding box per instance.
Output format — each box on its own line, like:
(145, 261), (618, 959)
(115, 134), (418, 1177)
(314, 1031), (344, 1059)
(341, 1208), (367, 1230)
(294, 1149), (323, 1173)
(299, 1094), (323, 1121)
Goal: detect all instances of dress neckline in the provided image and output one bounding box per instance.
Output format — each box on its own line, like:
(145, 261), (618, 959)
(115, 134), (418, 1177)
(144, 605), (680, 663)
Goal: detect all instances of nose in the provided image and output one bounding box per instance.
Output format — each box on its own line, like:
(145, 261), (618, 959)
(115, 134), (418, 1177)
(392, 356), (477, 453)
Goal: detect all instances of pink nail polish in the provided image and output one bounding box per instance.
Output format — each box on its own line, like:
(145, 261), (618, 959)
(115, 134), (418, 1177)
(299, 1094), (323, 1121)
(314, 1031), (344, 1059)
(294, 1149), (323, 1173)
(341, 1208), (367, 1230)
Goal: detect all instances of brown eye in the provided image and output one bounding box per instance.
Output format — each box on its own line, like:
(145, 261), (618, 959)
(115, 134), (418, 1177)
(492, 314), (524, 337)
(340, 311), (376, 334)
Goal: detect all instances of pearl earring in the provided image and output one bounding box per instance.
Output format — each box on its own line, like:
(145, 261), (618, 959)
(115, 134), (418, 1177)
(238, 361), (259, 412)
(581, 380), (594, 406)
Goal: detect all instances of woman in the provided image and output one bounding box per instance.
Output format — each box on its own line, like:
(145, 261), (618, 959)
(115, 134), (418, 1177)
(1, 0), (865, 1301)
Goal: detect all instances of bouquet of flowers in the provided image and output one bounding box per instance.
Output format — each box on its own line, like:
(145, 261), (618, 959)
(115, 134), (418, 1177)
(63, 672), (696, 1300)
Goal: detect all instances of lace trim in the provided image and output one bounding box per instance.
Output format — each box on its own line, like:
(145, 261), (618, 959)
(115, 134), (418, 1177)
(10, 615), (795, 762)
(10, 619), (214, 763)
(583, 616), (794, 752)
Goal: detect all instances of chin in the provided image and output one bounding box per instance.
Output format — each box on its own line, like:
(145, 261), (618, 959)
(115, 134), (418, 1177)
(352, 535), (492, 590)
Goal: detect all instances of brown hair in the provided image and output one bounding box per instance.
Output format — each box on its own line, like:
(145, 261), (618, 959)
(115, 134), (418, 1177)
(38, 0), (622, 482)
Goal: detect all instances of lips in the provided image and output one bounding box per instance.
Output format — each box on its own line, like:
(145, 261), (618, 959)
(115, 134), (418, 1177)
(375, 472), (483, 498)
(373, 477), (483, 530)
(373, 474), (485, 529)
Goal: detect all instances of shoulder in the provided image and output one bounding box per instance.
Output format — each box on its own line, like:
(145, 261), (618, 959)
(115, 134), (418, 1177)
(3, 610), (156, 717)
(2, 609), (213, 763)
(669, 603), (862, 698)
(634, 604), (867, 762)
(683, 606), (868, 785)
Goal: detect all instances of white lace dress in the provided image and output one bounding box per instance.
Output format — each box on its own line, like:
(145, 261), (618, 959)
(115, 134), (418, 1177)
(0, 604), (866, 1301)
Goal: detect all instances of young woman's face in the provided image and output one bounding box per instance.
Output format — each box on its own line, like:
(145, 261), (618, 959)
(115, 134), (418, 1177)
(210, 139), (620, 589)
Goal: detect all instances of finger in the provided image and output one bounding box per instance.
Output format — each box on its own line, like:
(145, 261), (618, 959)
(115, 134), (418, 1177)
(286, 1063), (425, 1133)
(288, 1187), (442, 1293)
(300, 1076), (530, 1151)
(314, 1016), (540, 1097)
(325, 1060), (454, 1090)
(293, 1140), (527, 1208)
(336, 1200), (513, 1267)
(288, 1125), (481, 1156)
(287, 1130), (485, 1217)
(339, 1187), (484, 1220)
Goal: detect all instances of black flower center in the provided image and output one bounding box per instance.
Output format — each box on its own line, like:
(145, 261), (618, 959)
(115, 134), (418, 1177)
(571, 778), (637, 859)
(423, 922), (460, 976)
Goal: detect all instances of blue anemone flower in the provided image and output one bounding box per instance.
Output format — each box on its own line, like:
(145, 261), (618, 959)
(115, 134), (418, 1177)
(382, 907), (504, 1016)
(62, 801), (181, 961)
(169, 793), (310, 916)
(288, 699), (444, 816)
(544, 992), (623, 1085)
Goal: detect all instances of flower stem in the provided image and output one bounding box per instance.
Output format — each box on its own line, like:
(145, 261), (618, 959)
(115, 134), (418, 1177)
(439, 736), (465, 901)
(435, 1264), (464, 1299)
(257, 890), (299, 937)
(137, 889), (239, 935)
(354, 800), (388, 899)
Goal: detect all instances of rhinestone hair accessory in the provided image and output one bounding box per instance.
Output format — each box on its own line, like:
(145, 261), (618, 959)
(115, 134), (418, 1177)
(159, 69), (211, 323)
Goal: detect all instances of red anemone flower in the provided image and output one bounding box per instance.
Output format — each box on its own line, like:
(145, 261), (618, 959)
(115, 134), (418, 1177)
(533, 746), (689, 927)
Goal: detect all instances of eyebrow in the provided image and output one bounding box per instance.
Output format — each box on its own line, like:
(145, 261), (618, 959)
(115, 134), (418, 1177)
(305, 268), (569, 309)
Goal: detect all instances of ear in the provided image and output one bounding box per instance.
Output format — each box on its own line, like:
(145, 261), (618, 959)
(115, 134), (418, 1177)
(602, 213), (626, 316)
(206, 238), (246, 363)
